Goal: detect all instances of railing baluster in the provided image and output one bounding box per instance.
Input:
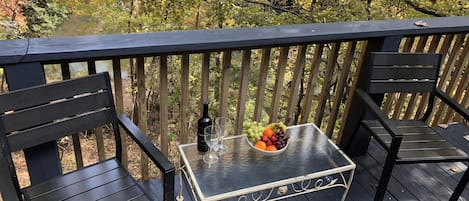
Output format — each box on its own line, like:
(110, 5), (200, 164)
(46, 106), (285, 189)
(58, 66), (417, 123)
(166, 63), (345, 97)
(270, 47), (289, 123)
(159, 55), (169, 158)
(112, 58), (127, 169)
(426, 34), (454, 122)
(337, 41), (368, 144)
(382, 37), (414, 115)
(136, 57), (149, 180)
(442, 37), (469, 123)
(439, 34), (464, 90)
(180, 54), (190, 145)
(201, 53), (210, 112)
(450, 68), (469, 122)
(87, 60), (105, 161)
(87, 60), (96, 74)
(432, 34), (465, 125)
(401, 36), (416, 52)
(286, 45), (307, 125)
(236, 49), (252, 135)
(415, 35), (442, 119)
(415, 36), (429, 52)
(403, 36), (429, 119)
(387, 37), (416, 119)
(219, 51), (232, 118)
(326, 41), (357, 138)
(315, 43), (340, 128)
(301, 44), (324, 124)
(392, 93), (408, 119)
(254, 48), (271, 122)
(61, 62), (83, 169)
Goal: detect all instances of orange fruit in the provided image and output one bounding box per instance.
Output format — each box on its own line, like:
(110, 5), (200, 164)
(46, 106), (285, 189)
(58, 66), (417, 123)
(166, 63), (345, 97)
(255, 141), (267, 150)
(266, 145), (277, 151)
(263, 128), (275, 138)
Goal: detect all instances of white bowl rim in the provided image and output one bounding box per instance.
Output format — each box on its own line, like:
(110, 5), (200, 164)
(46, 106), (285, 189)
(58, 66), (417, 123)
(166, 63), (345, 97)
(245, 136), (288, 156)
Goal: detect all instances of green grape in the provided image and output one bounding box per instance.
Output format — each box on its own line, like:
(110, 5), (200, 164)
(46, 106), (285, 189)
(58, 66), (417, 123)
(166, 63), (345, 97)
(244, 120), (265, 143)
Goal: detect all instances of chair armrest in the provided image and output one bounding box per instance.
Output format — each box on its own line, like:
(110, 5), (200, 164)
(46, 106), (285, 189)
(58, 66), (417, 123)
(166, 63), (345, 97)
(435, 88), (469, 120)
(356, 89), (403, 138)
(118, 114), (175, 201)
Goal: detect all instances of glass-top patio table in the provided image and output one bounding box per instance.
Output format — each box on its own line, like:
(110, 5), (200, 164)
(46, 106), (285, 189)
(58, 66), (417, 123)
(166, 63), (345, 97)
(178, 123), (356, 201)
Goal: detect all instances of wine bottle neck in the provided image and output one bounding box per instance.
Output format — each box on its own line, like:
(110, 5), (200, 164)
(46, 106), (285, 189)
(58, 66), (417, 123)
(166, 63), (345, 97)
(203, 103), (209, 117)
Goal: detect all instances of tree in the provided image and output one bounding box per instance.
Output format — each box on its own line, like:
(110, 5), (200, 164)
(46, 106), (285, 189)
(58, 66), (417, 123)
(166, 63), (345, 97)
(21, 0), (70, 38)
(0, 0), (26, 39)
(0, 0), (69, 39)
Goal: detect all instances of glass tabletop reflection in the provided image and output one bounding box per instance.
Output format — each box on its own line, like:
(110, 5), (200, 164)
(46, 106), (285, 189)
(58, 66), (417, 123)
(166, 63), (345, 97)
(179, 123), (355, 200)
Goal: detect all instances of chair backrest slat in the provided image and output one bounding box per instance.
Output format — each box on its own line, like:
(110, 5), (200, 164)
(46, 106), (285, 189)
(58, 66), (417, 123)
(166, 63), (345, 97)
(0, 74), (108, 112)
(0, 73), (118, 152)
(369, 80), (436, 94)
(7, 106), (113, 152)
(371, 66), (438, 80)
(368, 52), (441, 94)
(2, 91), (111, 133)
(371, 53), (441, 66)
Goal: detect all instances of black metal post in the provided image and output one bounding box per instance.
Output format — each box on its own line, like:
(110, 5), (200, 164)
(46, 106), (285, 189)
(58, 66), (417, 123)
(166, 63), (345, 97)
(374, 136), (402, 201)
(4, 62), (62, 185)
(449, 168), (469, 201)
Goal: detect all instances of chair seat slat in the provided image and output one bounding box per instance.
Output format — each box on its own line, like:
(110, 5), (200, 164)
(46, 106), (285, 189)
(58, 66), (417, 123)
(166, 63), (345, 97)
(23, 159), (120, 197)
(96, 185), (149, 201)
(363, 120), (437, 136)
(23, 159), (150, 201)
(30, 168), (128, 201)
(393, 141), (456, 151)
(55, 176), (137, 201)
(378, 134), (445, 143)
(397, 148), (469, 163)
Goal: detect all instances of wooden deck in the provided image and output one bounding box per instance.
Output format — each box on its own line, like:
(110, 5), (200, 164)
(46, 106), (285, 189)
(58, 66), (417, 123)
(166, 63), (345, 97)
(141, 123), (469, 201)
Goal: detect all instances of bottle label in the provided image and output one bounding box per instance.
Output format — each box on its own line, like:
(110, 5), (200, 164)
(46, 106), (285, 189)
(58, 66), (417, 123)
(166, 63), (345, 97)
(197, 131), (209, 152)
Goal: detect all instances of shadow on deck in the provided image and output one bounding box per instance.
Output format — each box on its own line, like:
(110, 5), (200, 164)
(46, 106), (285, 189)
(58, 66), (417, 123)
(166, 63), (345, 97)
(141, 123), (469, 201)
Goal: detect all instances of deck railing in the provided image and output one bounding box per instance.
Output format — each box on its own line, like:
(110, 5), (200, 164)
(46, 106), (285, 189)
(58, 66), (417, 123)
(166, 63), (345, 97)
(0, 16), (468, 182)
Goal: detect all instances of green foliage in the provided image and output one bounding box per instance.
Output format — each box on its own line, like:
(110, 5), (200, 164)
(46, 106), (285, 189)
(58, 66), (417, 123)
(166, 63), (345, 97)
(22, 0), (70, 38)
(14, 0), (466, 143)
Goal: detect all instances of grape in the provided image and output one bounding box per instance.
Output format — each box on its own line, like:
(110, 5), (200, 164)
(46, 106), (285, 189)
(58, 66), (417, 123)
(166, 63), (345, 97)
(243, 121), (264, 143)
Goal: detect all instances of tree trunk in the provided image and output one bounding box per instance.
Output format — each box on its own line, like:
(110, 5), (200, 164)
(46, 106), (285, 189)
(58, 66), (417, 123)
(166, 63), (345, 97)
(367, 0), (372, 20)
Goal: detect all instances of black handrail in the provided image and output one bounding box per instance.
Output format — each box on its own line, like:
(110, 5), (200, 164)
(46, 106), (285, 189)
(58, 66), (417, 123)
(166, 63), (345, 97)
(0, 16), (468, 65)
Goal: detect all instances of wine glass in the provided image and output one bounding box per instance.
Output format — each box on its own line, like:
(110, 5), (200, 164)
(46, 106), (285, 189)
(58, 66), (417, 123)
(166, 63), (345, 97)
(203, 126), (219, 164)
(214, 117), (230, 154)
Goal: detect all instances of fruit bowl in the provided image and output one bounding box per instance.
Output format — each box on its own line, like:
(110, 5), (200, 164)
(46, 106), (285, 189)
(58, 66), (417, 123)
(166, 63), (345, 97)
(244, 122), (289, 156)
(246, 136), (289, 156)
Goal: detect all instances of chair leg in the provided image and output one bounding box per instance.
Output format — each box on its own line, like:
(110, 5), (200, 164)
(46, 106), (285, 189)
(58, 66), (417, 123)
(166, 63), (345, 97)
(374, 137), (402, 201)
(449, 168), (469, 201)
(374, 153), (397, 201)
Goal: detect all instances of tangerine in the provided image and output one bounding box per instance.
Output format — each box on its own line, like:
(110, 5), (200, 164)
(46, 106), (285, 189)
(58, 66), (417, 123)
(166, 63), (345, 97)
(255, 141), (267, 150)
(263, 128), (275, 138)
(266, 145), (277, 151)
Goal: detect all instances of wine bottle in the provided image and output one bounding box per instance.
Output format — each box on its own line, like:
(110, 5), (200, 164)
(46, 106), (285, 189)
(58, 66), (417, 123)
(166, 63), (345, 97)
(197, 102), (212, 152)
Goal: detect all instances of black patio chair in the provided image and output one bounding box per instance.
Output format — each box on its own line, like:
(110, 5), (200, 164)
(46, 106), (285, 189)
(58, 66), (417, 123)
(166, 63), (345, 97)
(353, 52), (469, 201)
(0, 72), (174, 201)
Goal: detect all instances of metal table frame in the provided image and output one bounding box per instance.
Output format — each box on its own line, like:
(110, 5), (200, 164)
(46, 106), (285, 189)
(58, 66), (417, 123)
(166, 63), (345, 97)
(178, 123), (356, 201)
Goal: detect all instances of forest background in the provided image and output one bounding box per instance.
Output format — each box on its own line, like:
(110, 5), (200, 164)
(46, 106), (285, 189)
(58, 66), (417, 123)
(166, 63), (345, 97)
(0, 0), (468, 189)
